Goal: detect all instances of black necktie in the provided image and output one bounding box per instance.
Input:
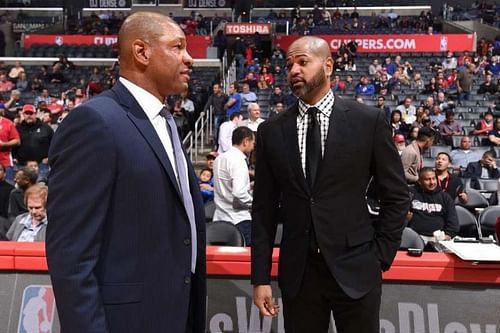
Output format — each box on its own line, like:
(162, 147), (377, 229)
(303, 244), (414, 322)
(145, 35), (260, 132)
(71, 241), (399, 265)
(306, 107), (321, 189)
(305, 107), (321, 254)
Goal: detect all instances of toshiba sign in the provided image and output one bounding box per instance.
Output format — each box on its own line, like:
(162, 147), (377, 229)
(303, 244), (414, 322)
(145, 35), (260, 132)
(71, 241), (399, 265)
(224, 23), (271, 35)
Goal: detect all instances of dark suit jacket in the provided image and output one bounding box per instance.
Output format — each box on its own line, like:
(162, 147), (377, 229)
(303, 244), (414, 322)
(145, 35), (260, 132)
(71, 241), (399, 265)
(462, 161), (500, 179)
(251, 97), (409, 299)
(46, 81), (206, 333)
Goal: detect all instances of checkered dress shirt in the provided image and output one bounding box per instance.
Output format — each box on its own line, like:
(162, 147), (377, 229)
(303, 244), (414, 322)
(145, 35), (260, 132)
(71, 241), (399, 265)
(297, 90), (334, 175)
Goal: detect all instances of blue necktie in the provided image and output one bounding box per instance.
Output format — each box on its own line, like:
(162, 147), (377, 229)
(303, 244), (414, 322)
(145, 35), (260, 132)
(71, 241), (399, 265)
(160, 107), (197, 273)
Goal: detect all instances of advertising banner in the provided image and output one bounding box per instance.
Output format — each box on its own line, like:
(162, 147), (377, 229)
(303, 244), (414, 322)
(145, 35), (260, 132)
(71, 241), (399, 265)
(87, 0), (131, 8)
(184, 0), (229, 8)
(23, 35), (212, 58)
(275, 34), (475, 53)
(225, 23), (272, 35)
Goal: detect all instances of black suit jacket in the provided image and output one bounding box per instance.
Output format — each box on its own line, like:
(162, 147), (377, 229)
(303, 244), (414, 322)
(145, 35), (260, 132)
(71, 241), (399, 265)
(46, 81), (206, 333)
(251, 97), (409, 299)
(462, 161), (500, 179)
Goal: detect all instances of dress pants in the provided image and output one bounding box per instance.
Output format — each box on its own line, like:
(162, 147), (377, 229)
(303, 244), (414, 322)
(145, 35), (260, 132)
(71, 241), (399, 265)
(282, 251), (381, 333)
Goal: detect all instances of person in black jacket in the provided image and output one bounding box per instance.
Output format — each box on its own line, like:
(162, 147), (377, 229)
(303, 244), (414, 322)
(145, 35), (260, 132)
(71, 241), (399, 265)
(407, 167), (460, 240)
(462, 150), (500, 189)
(14, 104), (53, 179)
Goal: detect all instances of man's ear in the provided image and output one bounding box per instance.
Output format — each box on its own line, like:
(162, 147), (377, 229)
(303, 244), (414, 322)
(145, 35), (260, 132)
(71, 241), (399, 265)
(132, 39), (151, 66)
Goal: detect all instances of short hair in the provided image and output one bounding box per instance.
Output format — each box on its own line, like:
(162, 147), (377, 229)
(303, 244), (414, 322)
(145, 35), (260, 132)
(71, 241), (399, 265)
(17, 167), (38, 184)
(419, 167), (435, 178)
(445, 110), (454, 118)
(247, 102), (259, 111)
(229, 112), (242, 121)
(199, 168), (213, 177)
(483, 150), (497, 159)
(437, 152), (452, 163)
(484, 111), (494, 118)
(231, 82), (239, 90)
(378, 96), (385, 101)
(232, 126), (254, 145)
(24, 183), (48, 206)
(417, 127), (435, 141)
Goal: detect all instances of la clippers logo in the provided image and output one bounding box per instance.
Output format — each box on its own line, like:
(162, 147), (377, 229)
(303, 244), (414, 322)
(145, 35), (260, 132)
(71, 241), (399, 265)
(18, 285), (55, 333)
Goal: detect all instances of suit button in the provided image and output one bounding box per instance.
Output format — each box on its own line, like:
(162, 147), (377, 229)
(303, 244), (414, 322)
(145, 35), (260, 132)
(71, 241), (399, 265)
(305, 229), (309, 234)
(310, 198), (315, 205)
(184, 276), (191, 285)
(184, 238), (191, 246)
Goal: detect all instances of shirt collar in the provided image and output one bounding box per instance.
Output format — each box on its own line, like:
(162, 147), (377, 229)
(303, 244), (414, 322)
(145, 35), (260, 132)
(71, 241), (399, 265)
(120, 77), (165, 120)
(298, 89), (335, 119)
(20, 214), (48, 229)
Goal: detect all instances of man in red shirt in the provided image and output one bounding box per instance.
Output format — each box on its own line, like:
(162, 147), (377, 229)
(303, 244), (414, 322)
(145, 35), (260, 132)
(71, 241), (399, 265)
(0, 104), (20, 183)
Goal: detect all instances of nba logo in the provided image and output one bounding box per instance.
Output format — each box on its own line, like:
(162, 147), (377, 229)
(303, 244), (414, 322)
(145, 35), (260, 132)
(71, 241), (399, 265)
(54, 36), (63, 46)
(440, 36), (448, 51)
(18, 285), (55, 333)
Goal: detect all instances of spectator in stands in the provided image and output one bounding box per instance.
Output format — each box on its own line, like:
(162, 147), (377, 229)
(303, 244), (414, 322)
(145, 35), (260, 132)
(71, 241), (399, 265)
(240, 83), (257, 106)
(35, 65), (50, 83)
(407, 167), (459, 242)
(53, 54), (74, 71)
(35, 89), (51, 107)
(242, 72), (258, 90)
(179, 90), (195, 131)
(458, 51), (472, 67)
(478, 73), (497, 95)
(197, 168), (214, 204)
(390, 110), (409, 137)
(30, 77), (44, 93)
(6, 184), (48, 242)
(423, 95), (435, 115)
(14, 104), (53, 178)
(430, 105), (445, 128)
(234, 37), (246, 80)
(224, 82), (241, 117)
(257, 75), (269, 90)
(394, 133), (406, 155)
(485, 55), (500, 76)
(270, 86), (285, 106)
(462, 151), (500, 189)
(172, 99), (189, 138)
(487, 116), (500, 144)
(259, 66), (273, 86)
(213, 30), (227, 61)
(438, 111), (462, 145)
(397, 96), (417, 125)
(471, 111), (494, 145)
(442, 51), (458, 70)
(213, 126), (254, 244)
(49, 64), (66, 84)
(15, 72), (28, 93)
(436, 91), (455, 111)
(218, 111), (243, 154)
(401, 127), (435, 183)
(345, 74), (355, 90)
(241, 103), (264, 132)
(412, 106), (426, 128)
(457, 63), (475, 102)
(376, 96), (391, 123)
(384, 57), (397, 76)
(4, 90), (24, 121)
(89, 66), (103, 84)
(330, 75), (345, 94)
(8, 166), (37, 220)
(450, 136), (481, 169)
(204, 83), (228, 147)
(0, 104), (19, 183)
(0, 73), (14, 92)
(8, 61), (24, 83)
(375, 73), (390, 94)
(269, 102), (285, 119)
(0, 164), (12, 221)
(355, 75), (375, 96)
(408, 126), (419, 143)
(368, 59), (381, 76)
(435, 152), (468, 204)
(205, 152), (217, 171)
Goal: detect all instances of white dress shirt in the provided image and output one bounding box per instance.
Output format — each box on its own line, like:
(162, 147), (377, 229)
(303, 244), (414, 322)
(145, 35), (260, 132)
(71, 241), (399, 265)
(217, 120), (237, 154)
(120, 77), (188, 184)
(213, 146), (252, 224)
(241, 117), (265, 132)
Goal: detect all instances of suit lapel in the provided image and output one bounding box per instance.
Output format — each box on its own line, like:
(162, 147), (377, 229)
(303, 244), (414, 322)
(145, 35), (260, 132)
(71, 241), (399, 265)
(315, 96), (350, 191)
(281, 104), (310, 195)
(110, 82), (183, 200)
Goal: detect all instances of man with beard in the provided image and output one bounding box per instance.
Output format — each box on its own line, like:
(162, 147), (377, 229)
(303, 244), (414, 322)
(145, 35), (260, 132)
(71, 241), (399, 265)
(407, 167), (459, 241)
(251, 36), (409, 333)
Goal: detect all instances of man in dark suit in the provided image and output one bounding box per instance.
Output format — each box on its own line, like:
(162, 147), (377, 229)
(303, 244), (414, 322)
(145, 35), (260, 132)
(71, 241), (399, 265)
(251, 36), (409, 332)
(46, 12), (206, 333)
(461, 150), (500, 189)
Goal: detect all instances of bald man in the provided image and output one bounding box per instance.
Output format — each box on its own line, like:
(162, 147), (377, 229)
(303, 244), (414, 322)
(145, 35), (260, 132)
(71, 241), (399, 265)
(46, 12), (206, 333)
(251, 36), (409, 332)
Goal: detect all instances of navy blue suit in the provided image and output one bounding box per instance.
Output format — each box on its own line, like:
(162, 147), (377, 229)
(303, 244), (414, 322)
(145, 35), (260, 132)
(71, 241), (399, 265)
(46, 81), (206, 333)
